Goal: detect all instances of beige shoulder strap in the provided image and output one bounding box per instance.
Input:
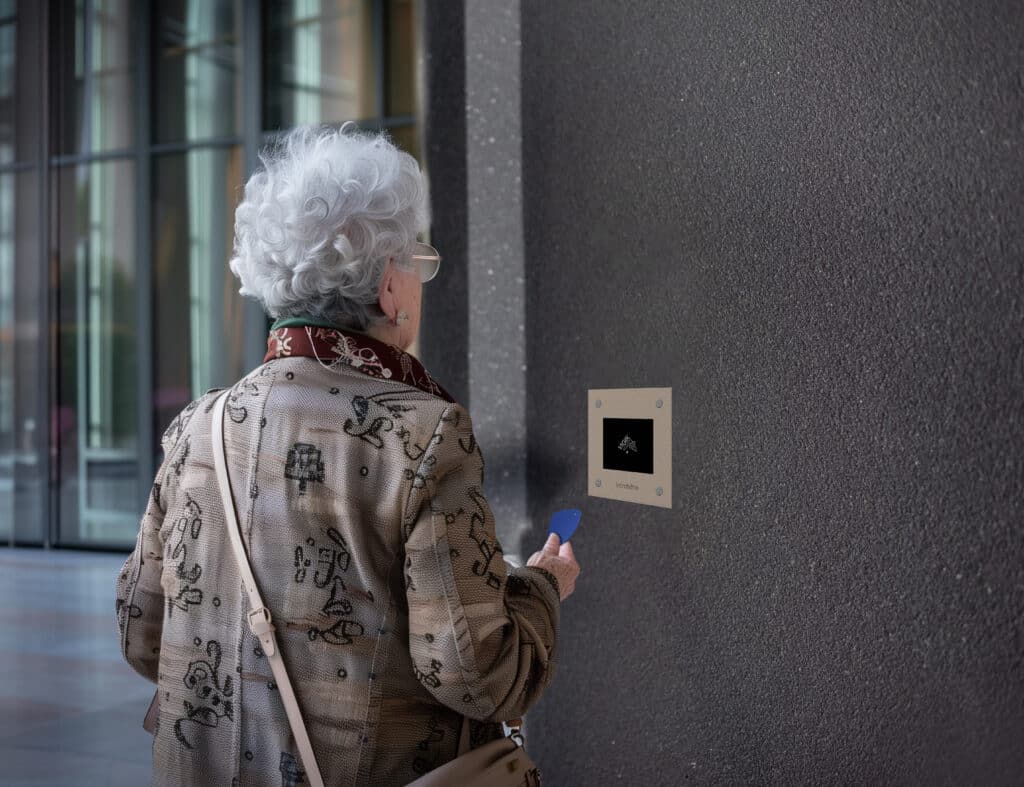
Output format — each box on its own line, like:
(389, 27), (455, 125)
(212, 392), (325, 787)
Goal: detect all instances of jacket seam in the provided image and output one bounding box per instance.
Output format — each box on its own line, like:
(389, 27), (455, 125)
(355, 559), (398, 782)
(428, 503), (490, 720)
(233, 371), (275, 787)
(118, 530), (145, 661)
(409, 404), (492, 718)
(400, 403), (453, 536)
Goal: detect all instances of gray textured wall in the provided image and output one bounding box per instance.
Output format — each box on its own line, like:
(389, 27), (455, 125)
(422, 0), (530, 551)
(464, 0), (530, 553)
(519, 1), (1024, 784)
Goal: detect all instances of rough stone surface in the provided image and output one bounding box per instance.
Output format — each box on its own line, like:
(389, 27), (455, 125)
(465, 0), (529, 550)
(422, 4), (529, 556)
(520, 1), (1024, 784)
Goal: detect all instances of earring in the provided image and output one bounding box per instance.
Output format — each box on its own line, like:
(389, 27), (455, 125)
(396, 311), (409, 324)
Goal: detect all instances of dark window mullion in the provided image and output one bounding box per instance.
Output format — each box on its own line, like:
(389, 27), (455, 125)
(44, 0), (63, 548)
(50, 149), (138, 166)
(32, 0), (52, 547)
(0, 162), (35, 174)
(375, 0), (387, 126)
(379, 114), (414, 128)
(150, 136), (243, 156)
(242, 0), (268, 372)
(134, 0), (154, 524)
(243, 0), (261, 173)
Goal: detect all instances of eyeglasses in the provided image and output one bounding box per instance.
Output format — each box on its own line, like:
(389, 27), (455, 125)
(394, 242), (442, 283)
(410, 242), (441, 283)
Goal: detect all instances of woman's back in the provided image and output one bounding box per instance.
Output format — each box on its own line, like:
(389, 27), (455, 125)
(117, 354), (560, 786)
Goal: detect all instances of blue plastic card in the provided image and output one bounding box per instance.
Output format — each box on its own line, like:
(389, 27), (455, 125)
(548, 508), (582, 543)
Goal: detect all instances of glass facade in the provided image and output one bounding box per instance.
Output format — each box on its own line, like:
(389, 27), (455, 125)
(55, 0), (136, 156)
(0, 0), (420, 548)
(155, 0), (243, 144)
(152, 146), (246, 447)
(55, 159), (140, 544)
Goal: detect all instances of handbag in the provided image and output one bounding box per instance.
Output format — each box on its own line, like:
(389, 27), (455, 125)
(211, 392), (541, 787)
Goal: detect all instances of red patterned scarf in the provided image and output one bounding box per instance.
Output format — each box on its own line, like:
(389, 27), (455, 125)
(264, 325), (457, 404)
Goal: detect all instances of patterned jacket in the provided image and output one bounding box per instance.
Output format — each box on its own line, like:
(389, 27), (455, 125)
(115, 356), (560, 786)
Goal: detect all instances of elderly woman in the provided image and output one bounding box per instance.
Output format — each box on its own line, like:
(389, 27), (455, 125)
(115, 125), (580, 786)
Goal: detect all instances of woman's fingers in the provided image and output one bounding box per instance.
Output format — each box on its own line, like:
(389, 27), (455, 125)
(528, 531), (580, 600)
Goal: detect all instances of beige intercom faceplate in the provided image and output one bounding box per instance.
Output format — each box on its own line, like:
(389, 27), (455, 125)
(587, 388), (672, 508)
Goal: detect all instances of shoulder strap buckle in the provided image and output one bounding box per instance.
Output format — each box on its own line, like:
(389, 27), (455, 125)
(247, 606), (275, 639)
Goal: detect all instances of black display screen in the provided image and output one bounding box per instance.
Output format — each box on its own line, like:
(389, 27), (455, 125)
(602, 418), (655, 475)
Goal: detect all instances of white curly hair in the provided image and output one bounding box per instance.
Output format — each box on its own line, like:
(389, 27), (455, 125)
(229, 123), (430, 330)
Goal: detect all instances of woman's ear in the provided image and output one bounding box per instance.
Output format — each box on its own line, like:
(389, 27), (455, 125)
(377, 260), (396, 321)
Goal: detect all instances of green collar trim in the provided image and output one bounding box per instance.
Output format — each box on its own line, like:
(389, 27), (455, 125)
(270, 316), (340, 330)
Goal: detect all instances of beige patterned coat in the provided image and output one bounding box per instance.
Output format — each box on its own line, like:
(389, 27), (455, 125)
(115, 356), (560, 786)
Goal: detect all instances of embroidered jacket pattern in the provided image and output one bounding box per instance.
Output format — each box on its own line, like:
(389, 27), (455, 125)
(115, 356), (560, 786)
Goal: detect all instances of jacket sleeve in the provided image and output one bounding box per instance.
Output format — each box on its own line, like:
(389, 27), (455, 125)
(115, 455), (171, 684)
(115, 389), (223, 682)
(402, 403), (561, 722)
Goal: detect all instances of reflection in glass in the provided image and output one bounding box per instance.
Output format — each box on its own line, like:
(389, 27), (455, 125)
(387, 0), (416, 117)
(56, 160), (139, 544)
(1, 1), (421, 548)
(388, 124), (418, 161)
(0, 169), (45, 544)
(153, 147), (245, 449)
(155, 0), (242, 144)
(0, 1), (44, 166)
(0, 173), (12, 540)
(0, 7), (15, 165)
(55, 0), (135, 155)
(263, 0), (377, 129)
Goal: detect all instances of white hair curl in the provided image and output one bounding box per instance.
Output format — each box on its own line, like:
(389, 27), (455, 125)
(229, 123), (429, 329)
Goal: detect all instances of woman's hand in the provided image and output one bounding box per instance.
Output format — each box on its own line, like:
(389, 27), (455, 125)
(527, 534), (581, 601)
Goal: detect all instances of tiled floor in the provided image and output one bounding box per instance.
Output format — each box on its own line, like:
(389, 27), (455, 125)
(0, 548), (153, 786)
